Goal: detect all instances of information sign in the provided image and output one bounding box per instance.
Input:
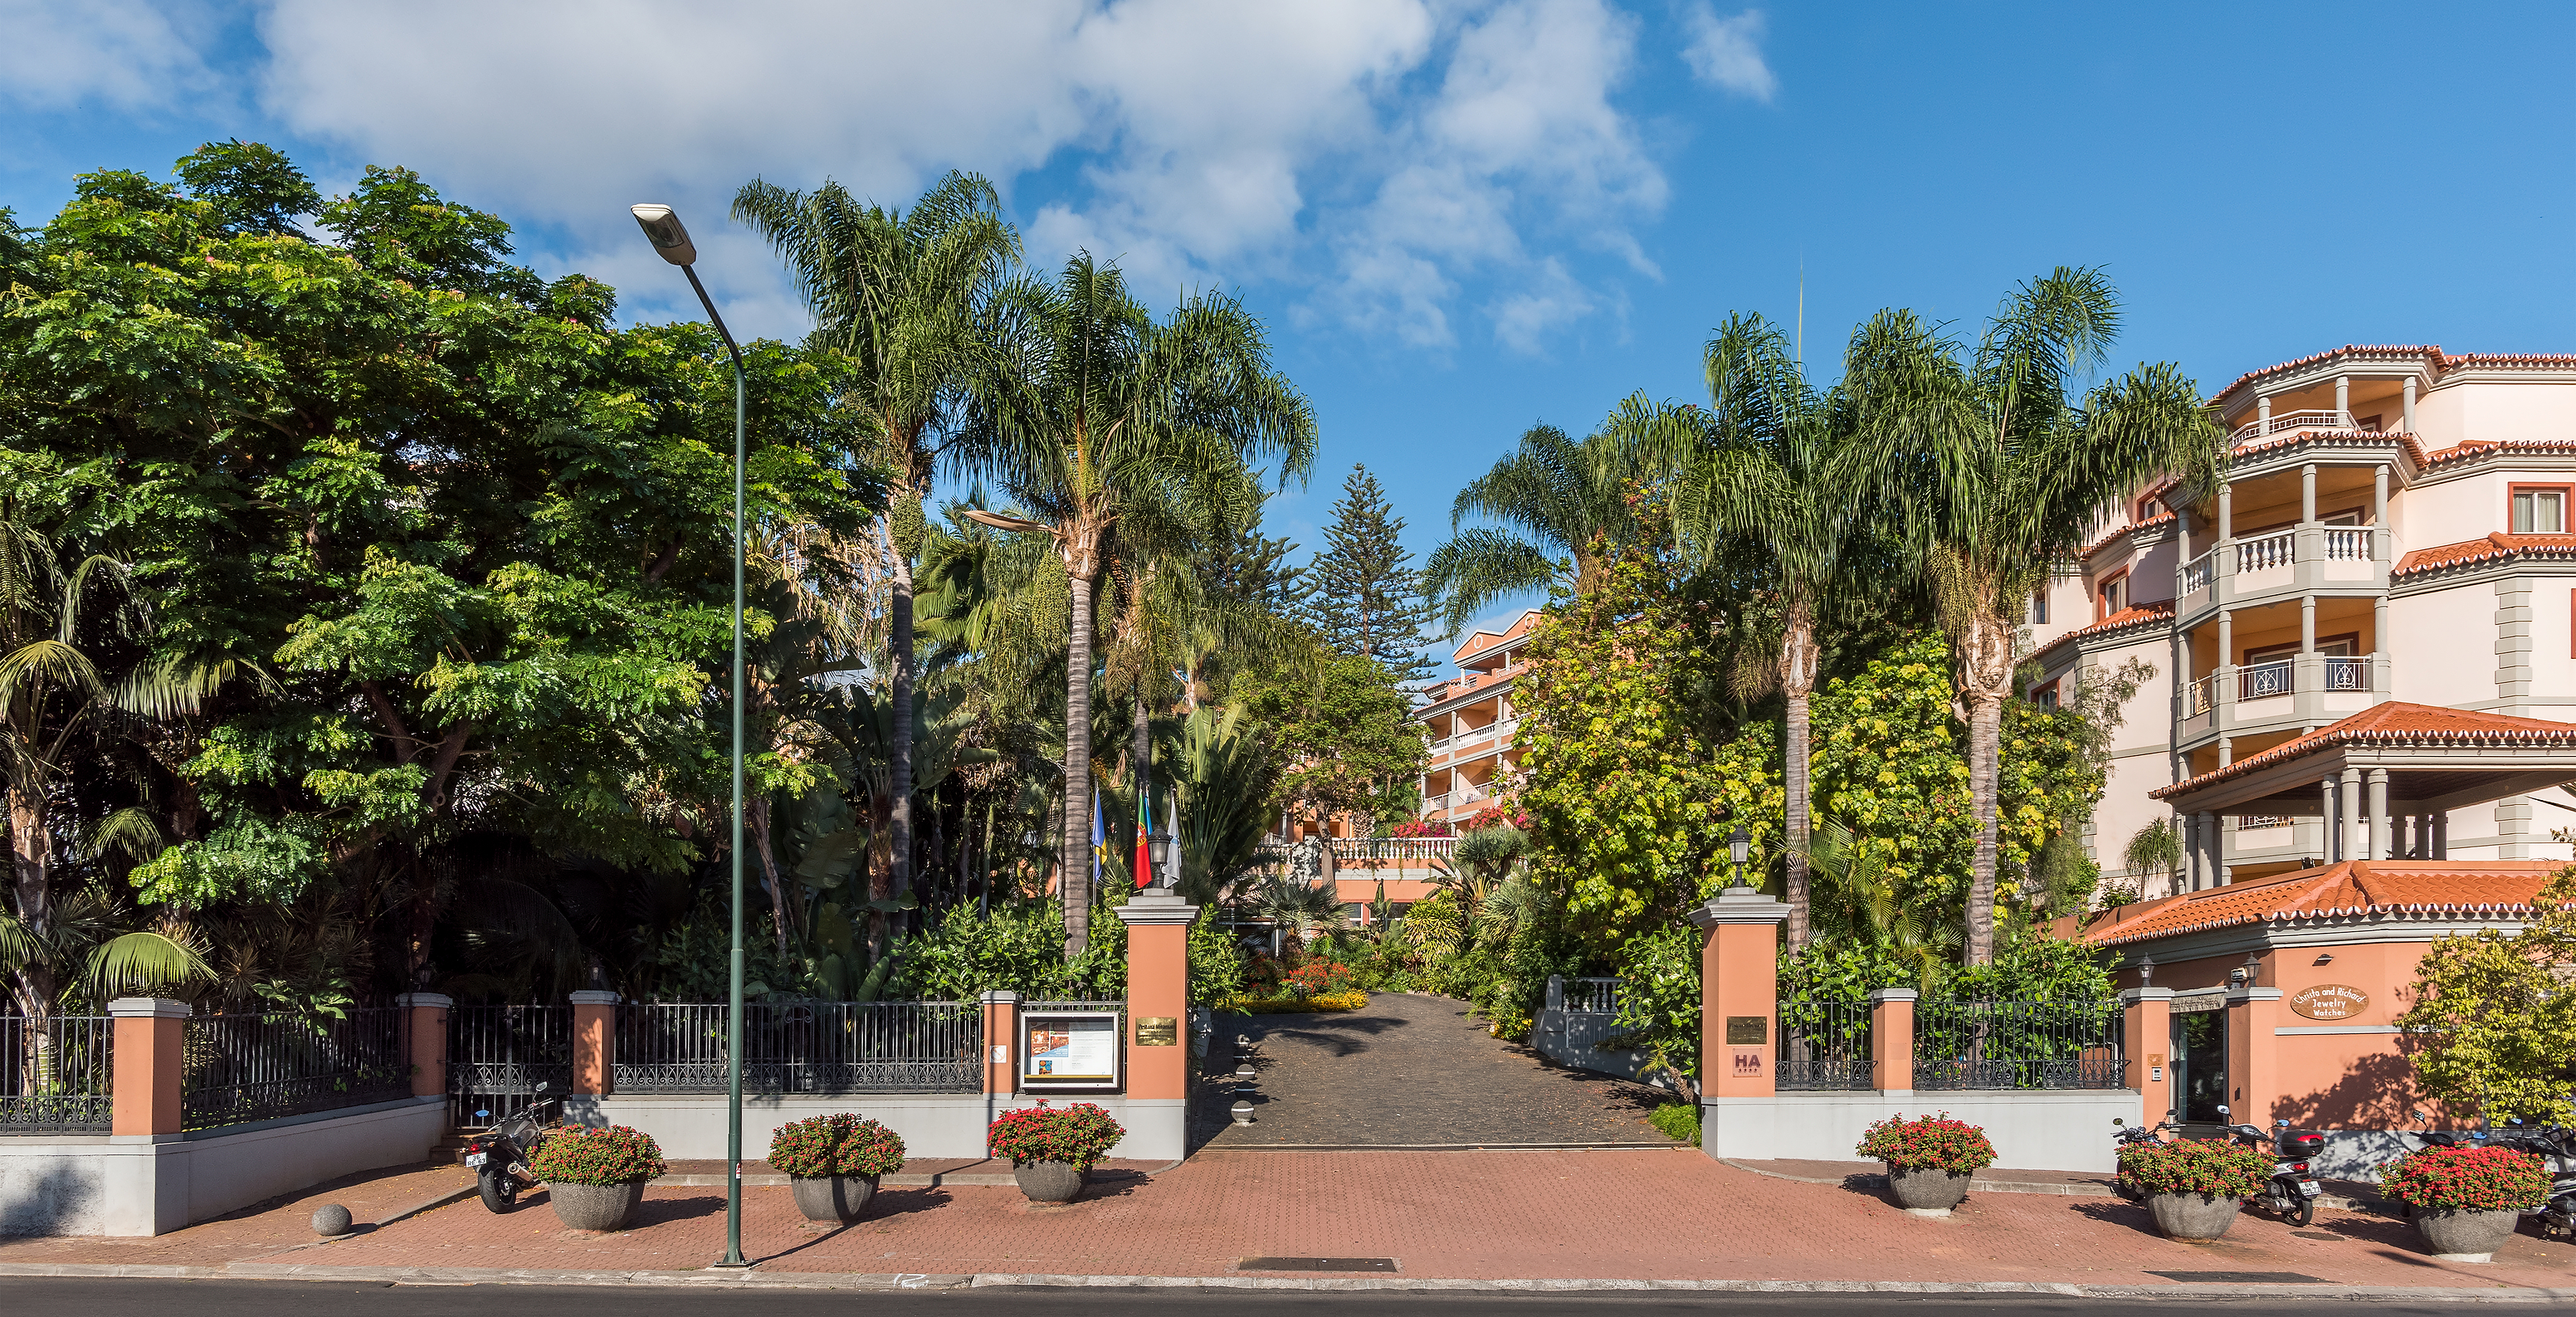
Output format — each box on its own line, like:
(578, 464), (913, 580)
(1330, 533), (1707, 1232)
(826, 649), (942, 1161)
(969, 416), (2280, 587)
(1020, 1010), (1122, 1090)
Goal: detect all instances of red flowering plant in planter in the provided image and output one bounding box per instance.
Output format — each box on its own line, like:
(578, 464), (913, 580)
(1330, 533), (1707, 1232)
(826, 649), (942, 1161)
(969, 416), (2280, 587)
(988, 1102), (1126, 1172)
(768, 1114), (907, 1179)
(1856, 1113), (1998, 1174)
(2379, 1144), (2549, 1212)
(2116, 1138), (2271, 1198)
(528, 1125), (667, 1186)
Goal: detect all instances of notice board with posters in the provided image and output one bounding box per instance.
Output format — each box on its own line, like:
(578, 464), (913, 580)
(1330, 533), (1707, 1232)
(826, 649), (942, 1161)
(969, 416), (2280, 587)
(1020, 1010), (1123, 1091)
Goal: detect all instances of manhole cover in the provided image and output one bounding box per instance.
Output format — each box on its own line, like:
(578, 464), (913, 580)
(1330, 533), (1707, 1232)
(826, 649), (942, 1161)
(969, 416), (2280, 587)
(2291, 1232), (2341, 1241)
(2148, 1271), (2328, 1284)
(1239, 1257), (1399, 1273)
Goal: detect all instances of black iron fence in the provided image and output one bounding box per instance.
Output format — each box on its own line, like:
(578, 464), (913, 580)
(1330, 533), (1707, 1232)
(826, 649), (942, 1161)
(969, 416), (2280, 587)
(1912, 998), (2126, 1090)
(2, 1014), (114, 1134)
(447, 1004), (572, 1129)
(1776, 998), (1874, 1091)
(180, 1007), (410, 1131)
(613, 1001), (982, 1095)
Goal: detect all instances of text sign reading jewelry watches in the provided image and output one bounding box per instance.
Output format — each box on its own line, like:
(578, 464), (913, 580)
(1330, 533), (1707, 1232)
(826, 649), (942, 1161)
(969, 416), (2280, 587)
(1136, 1016), (1178, 1046)
(2289, 984), (2369, 1021)
(1020, 1010), (1122, 1090)
(1724, 1016), (1769, 1045)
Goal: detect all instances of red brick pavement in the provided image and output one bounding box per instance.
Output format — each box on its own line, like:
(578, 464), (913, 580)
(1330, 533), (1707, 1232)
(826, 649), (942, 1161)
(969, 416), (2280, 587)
(14, 1148), (2570, 1289)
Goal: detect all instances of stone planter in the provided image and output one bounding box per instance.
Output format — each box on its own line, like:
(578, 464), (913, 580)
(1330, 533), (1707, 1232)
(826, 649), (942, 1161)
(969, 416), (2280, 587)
(790, 1173), (879, 1224)
(1013, 1159), (1085, 1203)
(2144, 1192), (2241, 1241)
(2413, 1207), (2520, 1262)
(547, 1180), (646, 1232)
(1886, 1165), (1973, 1217)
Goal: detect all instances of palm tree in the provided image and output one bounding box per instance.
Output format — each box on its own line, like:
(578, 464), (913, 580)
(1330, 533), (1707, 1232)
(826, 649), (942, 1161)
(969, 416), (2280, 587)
(732, 171), (1017, 920)
(1429, 823), (1530, 924)
(1167, 705), (1280, 907)
(1422, 409), (1655, 634)
(959, 253), (1315, 954)
(1247, 870), (1342, 955)
(1841, 268), (2222, 963)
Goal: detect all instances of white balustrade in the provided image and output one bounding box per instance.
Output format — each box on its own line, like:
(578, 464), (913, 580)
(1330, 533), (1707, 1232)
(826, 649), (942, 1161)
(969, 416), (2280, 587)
(2322, 527), (2370, 561)
(2235, 529), (2295, 573)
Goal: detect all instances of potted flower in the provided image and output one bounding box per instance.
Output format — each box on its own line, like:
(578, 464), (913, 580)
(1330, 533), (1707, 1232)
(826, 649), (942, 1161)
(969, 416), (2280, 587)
(769, 1113), (907, 1224)
(2116, 1138), (2273, 1240)
(526, 1124), (666, 1232)
(988, 1102), (1126, 1203)
(1856, 1113), (1997, 1217)
(2379, 1144), (2549, 1261)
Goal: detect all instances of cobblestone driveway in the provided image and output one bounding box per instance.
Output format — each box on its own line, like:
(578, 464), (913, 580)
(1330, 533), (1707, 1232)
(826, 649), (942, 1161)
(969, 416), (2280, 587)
(1193, 991), (1676, 1149)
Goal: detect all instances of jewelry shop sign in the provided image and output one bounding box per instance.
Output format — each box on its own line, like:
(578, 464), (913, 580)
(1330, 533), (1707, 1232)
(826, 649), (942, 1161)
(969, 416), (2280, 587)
(1021, 1009), (1123, 1091)
(2290, 984), (2369, 1021)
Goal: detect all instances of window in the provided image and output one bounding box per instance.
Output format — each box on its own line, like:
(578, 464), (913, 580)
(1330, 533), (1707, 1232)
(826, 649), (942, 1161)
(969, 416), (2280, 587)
(2512, 485), (2569, 534)
(2137, 495), (2166, 520)
(2030, 680), (2060, 713)
(2029, 589), (2048, 625)
(2096, 571), (2128, 622)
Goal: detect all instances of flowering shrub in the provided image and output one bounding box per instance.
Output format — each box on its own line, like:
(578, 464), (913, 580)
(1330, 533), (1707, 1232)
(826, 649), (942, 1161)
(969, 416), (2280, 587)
(1229, 989), (1368, 1013)
(988, 1102), (1125, 1172)
(2378, 1144), (2550, 1211)
(1286, 962), (1354, 996)
(1856, 1113), (1998, 1173)
(1390, 819), (1452, 838)
(768, 1113), (906, 1179)
(1462, 805), (1530, 832)
(528, 1124), (666, 1186)
(2115, 1138), (2271, 1198)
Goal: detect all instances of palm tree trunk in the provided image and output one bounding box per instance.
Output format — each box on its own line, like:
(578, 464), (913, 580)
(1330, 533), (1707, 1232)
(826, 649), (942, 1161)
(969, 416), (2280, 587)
(1780, 616), (1819, 951)
(1061, 570), (1099, 954)
(6, 787), (58, 1022)
(1129, 690), (1151, 889)
(886, 516), (916, 915)
(1955, 604), (2017, 966)
(749, 793), (791, 957)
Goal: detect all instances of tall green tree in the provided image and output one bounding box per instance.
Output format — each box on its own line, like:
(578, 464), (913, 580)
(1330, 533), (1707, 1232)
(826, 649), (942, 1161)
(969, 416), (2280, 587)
(1302, 464), (1435, 683)
(1840, 269), (2220, 963)
(732, 171), (1017, 919)
(960, 253), (1315, 954)
(1237, 649), (1427, 831)
(1424, 408), (1656, 634)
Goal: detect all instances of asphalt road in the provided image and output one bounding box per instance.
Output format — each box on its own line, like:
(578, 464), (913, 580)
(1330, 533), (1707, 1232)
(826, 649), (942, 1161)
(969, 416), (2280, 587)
(0, 1280), (2532, 1316)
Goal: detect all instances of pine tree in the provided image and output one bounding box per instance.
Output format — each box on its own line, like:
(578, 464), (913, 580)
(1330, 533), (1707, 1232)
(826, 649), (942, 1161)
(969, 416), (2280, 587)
(1203, 490), (1313, 616)
(1304, 464), (1437, 684)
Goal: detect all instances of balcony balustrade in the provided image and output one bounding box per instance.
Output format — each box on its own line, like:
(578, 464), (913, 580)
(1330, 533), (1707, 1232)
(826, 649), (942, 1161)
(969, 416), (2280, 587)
(2180, 551), (2213, 596)
(2323, 527), (2369, 561)
(2236, 660), (2292, 702)
(2228, 410), (2361, 443)
(2178, 652), (2388, 746)
(2235, 529), (2295, 574)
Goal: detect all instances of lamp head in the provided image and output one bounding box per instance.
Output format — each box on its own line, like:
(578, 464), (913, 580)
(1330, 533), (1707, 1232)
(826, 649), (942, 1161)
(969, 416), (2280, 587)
(631, 204), (698, 266)
(1728, 825), (1750, 869)
(1149, 831), (1173, 869)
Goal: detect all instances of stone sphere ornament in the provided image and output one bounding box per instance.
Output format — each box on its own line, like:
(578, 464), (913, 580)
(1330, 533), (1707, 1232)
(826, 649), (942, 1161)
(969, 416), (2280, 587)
(1231, 1100), (1256, 1125)
(310, 1203), (354, 1237)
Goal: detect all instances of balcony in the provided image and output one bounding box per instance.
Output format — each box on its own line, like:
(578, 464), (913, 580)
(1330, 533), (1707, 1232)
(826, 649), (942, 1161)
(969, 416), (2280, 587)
(2175, 520), (2388, 627)
(2178, 653), (2387, 745)
(2227, 410), (2367, 444)
(1330, 837), (1458, 866)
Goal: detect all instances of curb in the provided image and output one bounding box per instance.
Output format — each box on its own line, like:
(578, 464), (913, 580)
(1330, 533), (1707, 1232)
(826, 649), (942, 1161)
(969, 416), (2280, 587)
(2, 1261), (2572, 1300)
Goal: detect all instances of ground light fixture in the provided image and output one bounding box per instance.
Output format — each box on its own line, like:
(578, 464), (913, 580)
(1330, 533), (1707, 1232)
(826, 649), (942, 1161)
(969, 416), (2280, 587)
(630, 202), (749, 1272)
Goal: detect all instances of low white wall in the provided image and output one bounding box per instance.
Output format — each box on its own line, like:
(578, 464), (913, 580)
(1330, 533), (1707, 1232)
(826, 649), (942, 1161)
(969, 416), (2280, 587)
(1704, 1090), (2144, 1174)
(0, 1135), (117, 1236)
(1531, 1009), (1648, 1080)
(574, 1092), (1189, 1164)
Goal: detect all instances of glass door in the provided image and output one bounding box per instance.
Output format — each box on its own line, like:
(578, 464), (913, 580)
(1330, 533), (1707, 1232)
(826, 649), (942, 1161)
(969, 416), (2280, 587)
(2171, 1010), (2228, 1128)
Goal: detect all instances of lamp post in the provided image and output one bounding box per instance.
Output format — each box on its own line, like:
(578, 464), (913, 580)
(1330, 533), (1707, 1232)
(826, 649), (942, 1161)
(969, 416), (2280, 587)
(1728, 826), (1751, 888)
(1149, 830), (1173, 889)
(630, 203), (750, 1271)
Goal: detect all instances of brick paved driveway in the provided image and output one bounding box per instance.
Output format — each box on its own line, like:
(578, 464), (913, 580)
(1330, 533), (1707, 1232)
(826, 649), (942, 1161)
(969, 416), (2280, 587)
(1196, 992), (1676, 1148)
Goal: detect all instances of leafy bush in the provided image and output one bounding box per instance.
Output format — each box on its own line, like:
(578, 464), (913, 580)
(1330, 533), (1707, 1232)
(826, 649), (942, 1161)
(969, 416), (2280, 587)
(767, 1113), (906, 1179)
(1187, 915), (1247, 1007)
(529, 1125), (667, 1186)
(2378, 1145), (2550, 1211)
(1648, 1102), (1700, 1144)
(988, 1101), (1125, 1171)
(884, 898), (1126, 1002)
(1856, 1113), (1997, 1173)
(2115, 1138), (2271, 1198)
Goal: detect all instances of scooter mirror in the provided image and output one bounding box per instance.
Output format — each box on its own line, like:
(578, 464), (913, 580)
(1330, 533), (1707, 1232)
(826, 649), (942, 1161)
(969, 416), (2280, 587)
(534, 1081), (549, 1092)
(2217, 1105), (2230, 1115)
(2112, 1118), (2125, 1126)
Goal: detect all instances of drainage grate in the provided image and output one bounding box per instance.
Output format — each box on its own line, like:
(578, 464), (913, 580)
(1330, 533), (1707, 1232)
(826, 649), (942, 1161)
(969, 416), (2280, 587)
(1238, 1257), (1399, 1273)
(2147, 1271), (2328, 1284)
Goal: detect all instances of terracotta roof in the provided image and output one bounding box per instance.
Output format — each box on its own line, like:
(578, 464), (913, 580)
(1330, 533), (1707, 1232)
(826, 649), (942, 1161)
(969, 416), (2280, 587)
(2394, 532), (2576, 578)
(2419, 437), (2576, 471)
(2150, 701), (2576, 799)
(2210, 344), (2576, 409)
(2082, 861), (2557, 947)
(2080, 511), (2176, 560)
(2047, 600), (2174, 649)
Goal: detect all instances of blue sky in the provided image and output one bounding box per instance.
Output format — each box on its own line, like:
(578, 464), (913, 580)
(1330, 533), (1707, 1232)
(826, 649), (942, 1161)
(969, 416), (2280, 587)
(7, 1), (2574, 652)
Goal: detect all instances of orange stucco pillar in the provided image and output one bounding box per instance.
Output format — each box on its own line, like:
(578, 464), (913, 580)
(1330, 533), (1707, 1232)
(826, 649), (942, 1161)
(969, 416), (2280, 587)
(568, 991), (617, 1097)
(2122, 987), (2173, 1126)
(1868, 988), (1915, 1092)
(2227, 985), (2283, 1122)
(980, 990), (1022, 1096)
(394, 991), (451, 1100)
(1115, 892), (1198, 1104)
(108, 998), (188, 1137)
(1691, 885), (1790, 1100)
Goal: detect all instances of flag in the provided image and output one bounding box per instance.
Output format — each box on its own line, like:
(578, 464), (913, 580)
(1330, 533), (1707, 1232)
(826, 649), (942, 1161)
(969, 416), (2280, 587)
(1134, 770), (1154, 890)
(1090, 793), (1105, 887)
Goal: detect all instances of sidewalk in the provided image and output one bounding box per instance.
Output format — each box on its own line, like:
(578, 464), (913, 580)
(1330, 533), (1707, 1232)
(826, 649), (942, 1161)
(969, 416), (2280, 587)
(4, 1148), (2570, 1293)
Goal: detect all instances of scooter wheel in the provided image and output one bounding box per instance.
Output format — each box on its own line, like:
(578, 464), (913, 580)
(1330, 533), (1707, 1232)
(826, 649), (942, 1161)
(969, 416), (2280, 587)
(477, 1168), (520, 1213)
(2291, 1195), (2315, 1227)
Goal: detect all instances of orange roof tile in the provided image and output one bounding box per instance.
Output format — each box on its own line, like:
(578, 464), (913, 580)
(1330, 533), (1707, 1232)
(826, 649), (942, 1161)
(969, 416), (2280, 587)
(2082, 861), (2558, 947)
(2209, 344), (2576, 410)
(2047, 600), (2174, 648)
(2419, 437), (2576, 471)
(2080, 511), (2176, 560)
(2150, 701), (2576, 799)
(2394, 532), (2576, 578)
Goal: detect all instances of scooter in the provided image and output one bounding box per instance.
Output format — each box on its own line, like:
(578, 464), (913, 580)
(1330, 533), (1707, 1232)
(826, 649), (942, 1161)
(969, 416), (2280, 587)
(2220, 1106), (2324, 1227)
(461, 1082), (562, 1213)
(2109, 1112), (2183, 1200)
(2496, 1119), (2576, 1241)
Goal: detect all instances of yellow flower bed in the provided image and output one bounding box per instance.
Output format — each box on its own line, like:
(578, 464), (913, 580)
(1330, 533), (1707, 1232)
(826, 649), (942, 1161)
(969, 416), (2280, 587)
(1225, 989), (1368, 1014)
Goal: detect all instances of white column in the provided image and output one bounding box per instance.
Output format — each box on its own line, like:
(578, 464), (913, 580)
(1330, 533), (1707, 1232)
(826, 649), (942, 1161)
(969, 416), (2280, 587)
(2196, 811), (2219, 890)
(2367, 768), (2390, 861)
(2335, 374), (2350, 425)
(2320, 778), (2340, 863)
(2432, 811), (2447, 859)
(2340, 768), (2364, 864)
(2403, 376), (2417, 434)
(2301, 463), (2318, 524)
(2258, 394), (2273, 434)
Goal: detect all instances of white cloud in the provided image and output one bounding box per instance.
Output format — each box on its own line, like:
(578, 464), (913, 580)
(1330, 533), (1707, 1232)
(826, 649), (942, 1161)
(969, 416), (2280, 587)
(234, 0), (1666, 349)
(1680, 5), (1778, 102)
(0, 0), (226, 113)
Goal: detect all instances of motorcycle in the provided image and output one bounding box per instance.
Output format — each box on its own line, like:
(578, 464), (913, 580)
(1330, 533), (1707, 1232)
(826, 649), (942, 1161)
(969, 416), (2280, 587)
(461, 1081), (563, 1213)
(2496, 1119), (2576, 1241)
(2219, 1105), (2323, 1227)
(2109, 1112), (2183, 1200)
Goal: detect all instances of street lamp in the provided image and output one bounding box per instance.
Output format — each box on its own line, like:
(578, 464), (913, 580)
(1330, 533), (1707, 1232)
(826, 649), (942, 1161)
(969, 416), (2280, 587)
(630, 202), (750, 1272)
(1149, 830), (1173, 887)
(1728, 826), (1751, 888)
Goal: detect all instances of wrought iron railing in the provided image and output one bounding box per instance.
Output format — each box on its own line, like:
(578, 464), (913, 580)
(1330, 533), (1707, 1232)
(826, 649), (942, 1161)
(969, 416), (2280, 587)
(2237, 660), (2292, 701)
(1560, 978), (1622, 1015)
(613, 1001), (982, 1095)
(2, 1014), (113, 1134)
(2325, 656), (2369, 691)
(1912, 998), (2126, 1090)
(1777, 998), (1873, 1091)
(180, 1007), (410, 1131)
(447, 1004), (571, 1129)
(2186, 674), (2215, 716)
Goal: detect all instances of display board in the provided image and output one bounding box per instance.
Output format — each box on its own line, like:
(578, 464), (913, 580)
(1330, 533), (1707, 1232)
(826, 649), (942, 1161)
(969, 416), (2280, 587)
(1020, 1010), (1123, 1091)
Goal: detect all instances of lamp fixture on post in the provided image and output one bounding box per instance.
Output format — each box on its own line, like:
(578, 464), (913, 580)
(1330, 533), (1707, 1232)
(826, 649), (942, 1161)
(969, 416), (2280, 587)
(630, 202), (749, 1272)
(1728, 826), (1751, 888)
(1149, 830), (1173, 884)
(2138, 954), (2155, 988)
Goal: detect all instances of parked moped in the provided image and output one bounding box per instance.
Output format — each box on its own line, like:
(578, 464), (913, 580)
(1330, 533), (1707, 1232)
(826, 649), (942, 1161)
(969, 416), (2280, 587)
(2109, 1112), (2183, 1201)
(462, 1082), (562, 1213)
(2220, 1106), (2323, 1227)
(2496, 1119), (2576, 1241)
